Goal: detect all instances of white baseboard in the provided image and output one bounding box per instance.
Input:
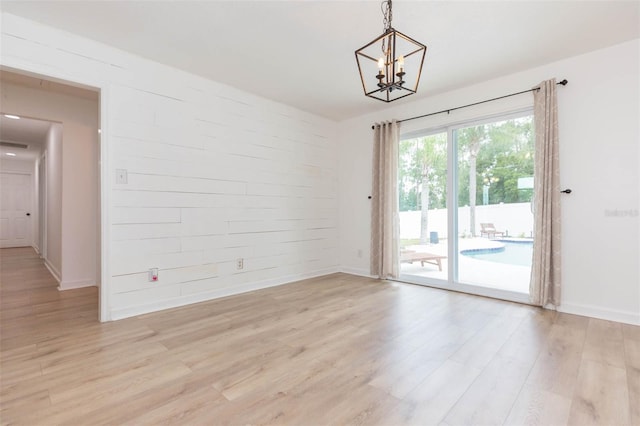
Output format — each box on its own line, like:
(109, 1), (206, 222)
(558, 302), (640, 326)
(110, 266), (341, 321)
(108, 262), (639, 327)
(340, 267), (375, 278)
(58, 279), (96, 291)
(44, 259), (61, 283)
(341, 268), (638, 326)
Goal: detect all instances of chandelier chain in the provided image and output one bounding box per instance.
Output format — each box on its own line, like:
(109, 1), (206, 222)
(382, 0), (392, 31)
(381, 0), (393, 56)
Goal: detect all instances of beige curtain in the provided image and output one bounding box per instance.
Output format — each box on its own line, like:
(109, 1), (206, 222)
(530, 79), (561, 307)
(370, 120), (400, 279)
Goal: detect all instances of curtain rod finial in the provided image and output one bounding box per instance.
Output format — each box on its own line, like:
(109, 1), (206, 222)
(558, 79), (568, 86)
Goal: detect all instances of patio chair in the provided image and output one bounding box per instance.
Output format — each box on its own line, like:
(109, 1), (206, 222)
(480, 223), (505, 238)
(400, 250), (447, 271)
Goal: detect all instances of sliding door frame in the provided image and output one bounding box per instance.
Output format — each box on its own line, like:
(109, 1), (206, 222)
(397, 108), (534, 305)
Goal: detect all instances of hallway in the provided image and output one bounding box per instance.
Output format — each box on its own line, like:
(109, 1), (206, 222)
(0, 247), (98, 352)
(0, 247), (99, 420)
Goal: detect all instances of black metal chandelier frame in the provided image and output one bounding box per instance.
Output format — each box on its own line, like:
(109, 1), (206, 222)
(355, 0), (427, 103)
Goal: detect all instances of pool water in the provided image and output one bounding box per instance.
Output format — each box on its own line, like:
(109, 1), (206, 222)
(461, 241), (533, 266)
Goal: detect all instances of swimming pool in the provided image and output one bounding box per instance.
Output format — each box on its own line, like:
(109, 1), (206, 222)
(461, 241), (533, 266)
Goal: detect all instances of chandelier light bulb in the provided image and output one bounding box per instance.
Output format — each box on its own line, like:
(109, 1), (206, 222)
(397, 55), (405, 70)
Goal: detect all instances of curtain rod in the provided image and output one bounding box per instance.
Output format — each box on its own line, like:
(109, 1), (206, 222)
(371, 79), (568, 129)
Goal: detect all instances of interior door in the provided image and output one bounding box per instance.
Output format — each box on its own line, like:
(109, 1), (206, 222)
(0, 172), (33, 248)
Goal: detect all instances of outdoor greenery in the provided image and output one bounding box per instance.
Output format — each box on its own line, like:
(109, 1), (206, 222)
(399, 132), (447, 210)
(399, 116), (534, 239)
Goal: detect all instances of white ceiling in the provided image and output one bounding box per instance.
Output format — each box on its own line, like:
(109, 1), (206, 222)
(0, 70), (98, 162)
(0, 114), (51, 161)
(2, 1), (638, 121)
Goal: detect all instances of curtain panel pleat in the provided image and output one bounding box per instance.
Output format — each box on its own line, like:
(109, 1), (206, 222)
(530, 79), (562, 307)
(370, 120), (400, 279)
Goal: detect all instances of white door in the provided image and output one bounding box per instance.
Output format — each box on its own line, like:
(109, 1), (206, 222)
(0, 172), (33, 248)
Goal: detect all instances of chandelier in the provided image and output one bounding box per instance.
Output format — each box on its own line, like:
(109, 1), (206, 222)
(355, 0), (427, 102)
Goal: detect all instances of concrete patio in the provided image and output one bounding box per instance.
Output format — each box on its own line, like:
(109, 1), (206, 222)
(400, 238), (532, 294)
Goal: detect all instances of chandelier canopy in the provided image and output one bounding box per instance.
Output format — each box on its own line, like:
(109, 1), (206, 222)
(355, 0), (427, 102)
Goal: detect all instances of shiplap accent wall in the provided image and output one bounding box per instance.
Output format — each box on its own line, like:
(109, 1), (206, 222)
(1, 13), (339, 320)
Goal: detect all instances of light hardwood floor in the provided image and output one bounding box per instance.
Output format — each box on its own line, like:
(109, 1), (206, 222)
(1, 247), (638, 425)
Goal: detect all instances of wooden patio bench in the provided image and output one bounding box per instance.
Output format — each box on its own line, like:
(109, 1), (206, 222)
(400, 250), (447, 271)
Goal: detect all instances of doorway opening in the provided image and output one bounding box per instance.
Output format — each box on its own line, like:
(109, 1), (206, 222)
(0, 68), (104, 320)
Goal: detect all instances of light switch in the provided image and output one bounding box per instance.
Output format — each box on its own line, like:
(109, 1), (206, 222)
(116, 169), (128, 184)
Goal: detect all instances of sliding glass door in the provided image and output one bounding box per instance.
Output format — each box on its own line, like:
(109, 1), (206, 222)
(398, 112), (534, 302)
(398, 131), (448, 282)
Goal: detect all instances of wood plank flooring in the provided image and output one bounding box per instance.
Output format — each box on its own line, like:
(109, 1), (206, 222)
(1, 247), (638, 425)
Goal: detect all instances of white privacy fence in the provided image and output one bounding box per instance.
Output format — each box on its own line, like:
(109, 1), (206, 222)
(399, 202), (534, 239)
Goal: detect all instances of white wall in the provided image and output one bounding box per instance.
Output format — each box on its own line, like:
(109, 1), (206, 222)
(45, 124), (63, 281)
(339, 39), (640, 325)
(35, 154), (42, 253)
(0, 158), (34, 173)
(0, 81), (99, 289)
(0, 12), (339, 320)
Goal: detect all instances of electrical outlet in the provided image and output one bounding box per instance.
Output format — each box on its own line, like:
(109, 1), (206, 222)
(148, 268), (159, 282)
(236, 258), (244, 270)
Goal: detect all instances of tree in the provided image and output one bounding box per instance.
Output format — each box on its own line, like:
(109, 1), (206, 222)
(457, 126), (487, 237)
(476, 117), (534, 204)
(456, 116), (534, 236)
(415, 134), (446, 243)
(398, 139), (420, 212)
(398, 134), (446, 242)
(398, 115), (534, 240)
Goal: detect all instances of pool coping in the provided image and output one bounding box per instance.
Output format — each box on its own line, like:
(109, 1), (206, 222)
(460, 238), (533, 255)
